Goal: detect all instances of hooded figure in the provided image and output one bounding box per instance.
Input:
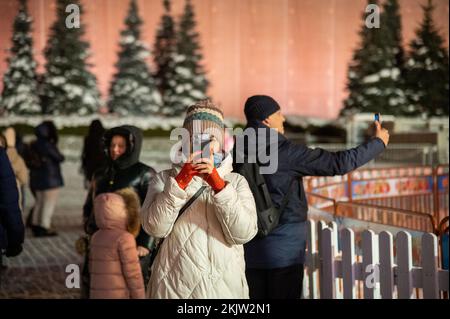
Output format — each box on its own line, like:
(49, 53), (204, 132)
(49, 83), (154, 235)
(141, 100), (258, 299)
(29, 121), (65, 237)
(82, 125), (156, 298)
(89, 189), (145, 299)
(80, 120), (106, 187)
(29, 121), (64, 192)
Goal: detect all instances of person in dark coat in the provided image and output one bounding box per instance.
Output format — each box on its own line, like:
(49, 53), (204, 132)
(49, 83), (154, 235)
(235, 95), (389, 299)
(0, 146), (25, 266)
(81, 125), (156, 298)
(29, 121), (65, 237)
(80, 120), (106, 189)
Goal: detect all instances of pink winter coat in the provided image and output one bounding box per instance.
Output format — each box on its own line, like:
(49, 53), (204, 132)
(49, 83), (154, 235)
(89, 191), (145, 299)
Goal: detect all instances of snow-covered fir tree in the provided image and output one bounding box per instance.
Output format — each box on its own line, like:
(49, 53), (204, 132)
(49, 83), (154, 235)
(153, 0), (181, 116)
(40, 0), (100, 115)
(342, 0), (407, 116)
(1, 0), (41, 115)
(405, 0), (449, 117)
(383, 0), (405, 74)
(108, 0), (161, 115)
(170, 0), (209, 113)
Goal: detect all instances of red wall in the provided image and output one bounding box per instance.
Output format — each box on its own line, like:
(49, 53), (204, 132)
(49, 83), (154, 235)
(0, 0), (448, 119)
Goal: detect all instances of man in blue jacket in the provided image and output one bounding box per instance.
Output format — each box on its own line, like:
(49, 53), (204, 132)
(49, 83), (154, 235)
(240, 95), (389, 299)
(0, 146), (25, 263)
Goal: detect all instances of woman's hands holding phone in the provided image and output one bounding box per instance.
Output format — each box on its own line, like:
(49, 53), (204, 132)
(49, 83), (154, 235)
(193, 145), (225, 193)
(192, 150), (214, 176)
(175, 151), (203, 190)
(176, 142), (226, 193)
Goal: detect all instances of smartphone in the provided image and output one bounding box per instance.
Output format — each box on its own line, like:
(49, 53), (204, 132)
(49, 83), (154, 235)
(374, 113), (381, 122)
(192, 133), (211, 160)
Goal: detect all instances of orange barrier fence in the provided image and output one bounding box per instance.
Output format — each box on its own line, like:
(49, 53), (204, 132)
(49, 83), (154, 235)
(306, 191), (436, 233)
(305, 164), (448, 233)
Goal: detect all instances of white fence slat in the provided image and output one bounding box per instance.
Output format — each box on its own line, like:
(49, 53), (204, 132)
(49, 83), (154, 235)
(341, 228), (356, 299)
(396, 231), (413, 299)
(330, 222), (343, 299)
(412, 267), (423, 290)
(362, 230), (380, 299)
(317, 220), (327, 297)
(379, 231), (395, 299)
(438, 270), (449, 292)
(301, 220), (448, 300)
(422, 233), (439, 299)
(321, 227), (336, 299)
(306, 220), (318, 299)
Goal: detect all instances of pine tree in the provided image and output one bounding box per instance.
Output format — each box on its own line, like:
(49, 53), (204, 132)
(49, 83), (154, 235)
(342, 0), (407, 116)
(153, 0), (180, 116)
(405, 0), (449, 117)
(108, 0), (161, 115)
(379, 0), (408, 115)
(40, 0), (100, 115)
(1, 0), (41, 115)
(171, 0), (209, 113)
(383, 0), (405, 72)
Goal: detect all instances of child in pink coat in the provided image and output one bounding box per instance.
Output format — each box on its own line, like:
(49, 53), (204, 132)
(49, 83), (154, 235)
(89, 188), (145, 299)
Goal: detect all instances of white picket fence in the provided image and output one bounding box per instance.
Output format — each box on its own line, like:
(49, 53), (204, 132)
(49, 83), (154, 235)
(303, 220), (449, 299)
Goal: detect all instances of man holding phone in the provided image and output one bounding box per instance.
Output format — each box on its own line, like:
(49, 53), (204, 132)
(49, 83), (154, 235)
(239, 95), (389, 299)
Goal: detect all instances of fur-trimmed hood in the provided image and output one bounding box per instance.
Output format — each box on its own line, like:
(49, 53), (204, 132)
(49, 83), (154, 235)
(93, 188), (140, 237)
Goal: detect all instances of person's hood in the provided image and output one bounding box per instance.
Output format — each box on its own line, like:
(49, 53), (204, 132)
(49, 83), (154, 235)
(94, 193), (128, 231)
(3, 127), (15, 147)
(35, 123), (50, 140)
(103, 125), (143, 169)
(34, 121), (58, 144)
(94, 190), (141, 235)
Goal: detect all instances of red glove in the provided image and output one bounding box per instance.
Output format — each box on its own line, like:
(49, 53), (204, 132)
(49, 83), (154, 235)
(205, 168), (226, 193)
(175, 163), (198, 190)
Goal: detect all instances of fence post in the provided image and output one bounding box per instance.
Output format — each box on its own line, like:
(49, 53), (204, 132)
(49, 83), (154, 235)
(317, 220), (327, 297)
(397, 231), (414, 299)
(347, 172), (353, 203)
(379, 231), (395, 299)
(362, 230), (380, 299)
(306, 220), (319, 299)
(321, 227), (336, 299)
(341, 228), (356, 299)
(432, 166), (440, 225)
(330, 222), (342, 299)
(422, 233), (439, 299)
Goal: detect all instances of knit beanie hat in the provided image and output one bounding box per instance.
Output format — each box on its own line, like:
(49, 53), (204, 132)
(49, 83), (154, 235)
(183, 99), (225, 150)
(244, 95), (281, 122)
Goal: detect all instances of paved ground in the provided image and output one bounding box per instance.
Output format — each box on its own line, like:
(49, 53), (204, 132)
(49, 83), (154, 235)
(0, 163), (86, 299)
(1, 150), (172, 299)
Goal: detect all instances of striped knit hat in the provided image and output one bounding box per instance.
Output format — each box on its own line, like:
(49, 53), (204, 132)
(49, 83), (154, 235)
(183, 100), (225, 149)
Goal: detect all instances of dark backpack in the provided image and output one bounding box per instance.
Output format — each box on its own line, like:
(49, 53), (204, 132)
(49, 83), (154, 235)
(233, 160), (294, 238)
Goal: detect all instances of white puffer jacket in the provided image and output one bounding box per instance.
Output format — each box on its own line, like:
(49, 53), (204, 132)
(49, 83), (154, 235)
(141, 154), (258, 299)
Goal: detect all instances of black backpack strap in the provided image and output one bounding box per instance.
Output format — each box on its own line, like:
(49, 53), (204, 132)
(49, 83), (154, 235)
(278, 178), (295, 218)
(176, 186), (207, 221)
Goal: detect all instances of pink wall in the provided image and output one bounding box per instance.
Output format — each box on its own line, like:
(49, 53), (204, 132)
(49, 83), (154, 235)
(0, 0), (448, 119)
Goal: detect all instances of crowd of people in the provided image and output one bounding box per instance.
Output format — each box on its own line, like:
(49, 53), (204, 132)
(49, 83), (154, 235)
(0, 96), (389, 299)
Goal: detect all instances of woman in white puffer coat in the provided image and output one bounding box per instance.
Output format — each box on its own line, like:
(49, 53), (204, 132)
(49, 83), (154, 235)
(141, 100), (258, 299)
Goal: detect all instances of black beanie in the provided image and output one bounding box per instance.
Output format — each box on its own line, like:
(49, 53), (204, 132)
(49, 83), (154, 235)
(244, 95), (281, 122)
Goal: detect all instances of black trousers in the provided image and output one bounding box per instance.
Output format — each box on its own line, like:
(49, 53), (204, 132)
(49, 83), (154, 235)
(246, 263), (304, 299)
